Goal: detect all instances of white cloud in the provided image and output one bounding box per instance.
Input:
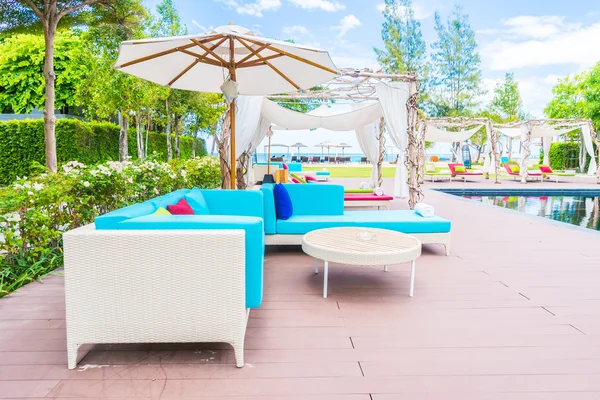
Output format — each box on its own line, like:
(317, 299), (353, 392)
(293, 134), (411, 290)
(216, 0), (282, 17)
(335, 14), (361, 38)
(288, 0), (345, 12)
(191, 20), (208, 32)
(283, 25), (309, 35)
(481, 16), (600, 71)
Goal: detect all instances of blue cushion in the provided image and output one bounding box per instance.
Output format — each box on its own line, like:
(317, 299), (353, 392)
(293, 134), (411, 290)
(117, 215), (264, 309)
(283, 184), (344, 216)
(287, 163), (303, 172)
(184, 188), (210, 215)
(276, 211), (451, 235)
(273, 184), (293, 220)
(316, 171), (330, 176)
(94, 201), (157, 230)
(201, 189), (264, 218)
(260, 184), (277, 234)
(150, 189), (191, 210)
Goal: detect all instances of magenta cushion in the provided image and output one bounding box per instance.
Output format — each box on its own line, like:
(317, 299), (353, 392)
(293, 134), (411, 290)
(167, 198), (195, 215)
(282, 163), (289, 170)
(539, 165), (552, 173)
(291, 177), (301, 183)
(305, 175), (318, 182)
(344, 194), (394, 201)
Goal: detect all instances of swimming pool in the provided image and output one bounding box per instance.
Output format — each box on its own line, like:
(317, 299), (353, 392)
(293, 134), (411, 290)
(438, 189), (600, 232)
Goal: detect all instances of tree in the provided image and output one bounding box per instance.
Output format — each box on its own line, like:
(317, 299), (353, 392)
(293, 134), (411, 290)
(374, 0), (428, 79)
(429, 5), (483, 115)
(149, 0), (188, 161)
(185, 93), (226, 157)
(545, 73), (588, 120)
(0, 0), (119, 172)
(0, 31), (90, 114)
(490, 73), (523, 121)
(584, 63), (600, 128)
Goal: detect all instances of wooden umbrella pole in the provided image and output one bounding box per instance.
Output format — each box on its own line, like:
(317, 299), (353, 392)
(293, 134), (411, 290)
(229, 38), (237, 190)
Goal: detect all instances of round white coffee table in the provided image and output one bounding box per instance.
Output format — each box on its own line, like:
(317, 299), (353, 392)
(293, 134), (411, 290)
(302, 227), (422, 298)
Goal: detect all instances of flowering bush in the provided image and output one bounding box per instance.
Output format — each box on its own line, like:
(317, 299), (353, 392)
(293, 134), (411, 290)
(0, 156), (221, 296)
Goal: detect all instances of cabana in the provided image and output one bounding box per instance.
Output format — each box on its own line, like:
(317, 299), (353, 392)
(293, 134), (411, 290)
(496, 119), (599, 183)
(417, 118), (501, 183)
(231, 68), (422, 208)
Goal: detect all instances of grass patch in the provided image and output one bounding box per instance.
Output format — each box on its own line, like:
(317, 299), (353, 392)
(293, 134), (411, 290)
(303, 166), (397, 178)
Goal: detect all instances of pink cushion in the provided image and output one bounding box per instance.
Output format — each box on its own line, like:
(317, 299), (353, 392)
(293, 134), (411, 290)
(344, 194), (394, 201)
(539, 165), (552, 173)
(282, 163), (289, 170)
(167, 198), (195, 215)
(290, 177), (301, 183)
(305, 175), (318, 182)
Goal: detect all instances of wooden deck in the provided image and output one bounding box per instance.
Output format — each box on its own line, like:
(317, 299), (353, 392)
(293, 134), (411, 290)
(1, 178), (600, 399)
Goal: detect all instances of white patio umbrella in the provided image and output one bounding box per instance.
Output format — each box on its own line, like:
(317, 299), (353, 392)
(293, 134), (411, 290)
(114, 24), (338, 188)
(290, 142), (308, 158)
(317, 141), (340, 160)
(338, 142), (352, 157)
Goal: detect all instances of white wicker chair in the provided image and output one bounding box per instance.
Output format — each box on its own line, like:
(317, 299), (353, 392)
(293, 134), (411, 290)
(63, 224), (248, 369)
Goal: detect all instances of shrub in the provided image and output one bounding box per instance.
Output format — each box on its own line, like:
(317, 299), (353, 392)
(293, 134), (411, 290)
(540, 142), (596, 171)
(0, 156), (221, 296)
(0, 119), (206, 184)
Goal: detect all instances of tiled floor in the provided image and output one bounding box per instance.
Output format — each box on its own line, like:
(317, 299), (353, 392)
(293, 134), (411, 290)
(1, 178), (600, 399)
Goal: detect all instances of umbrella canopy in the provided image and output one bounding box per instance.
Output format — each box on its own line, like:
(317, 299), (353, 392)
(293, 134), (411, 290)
(316, 141), (340, 160)
(114, 24), (338, 188)
(338, 142), (352, 157)
(290, 142), (308, 157)
(114, 24), (338, 95)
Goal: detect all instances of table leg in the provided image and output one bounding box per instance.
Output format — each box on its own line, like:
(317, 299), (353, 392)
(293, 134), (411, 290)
(384, 265), (388, 272)
(314, 258), (319, 274)
(409, 260), (416, 297)
(323, 261), (329, 299)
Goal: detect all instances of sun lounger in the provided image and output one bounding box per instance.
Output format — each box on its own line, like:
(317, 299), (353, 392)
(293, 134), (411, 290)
(537, 165), (576, 182)
(503, 163), (542, 181)
(448, 163), (483, 182)
(344, 193), (393, 210)
(425, 163), (451, 182)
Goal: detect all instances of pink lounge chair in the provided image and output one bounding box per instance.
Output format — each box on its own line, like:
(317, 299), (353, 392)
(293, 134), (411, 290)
(503, 164), (542, 181)
(343, 193), (394, 210)
(448, 163), (483, 182)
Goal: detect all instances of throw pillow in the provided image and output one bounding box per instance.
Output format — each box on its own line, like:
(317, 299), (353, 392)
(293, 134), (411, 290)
(539, 165), (552, 173)
(454, 166), (466, 173)
(425, 163), (437, 173)
(282, 163), (289, 170)
(290, 173), (307, 183)
(291, 177), (301, 183)
(167, 198), (195, 215)
(509, 165), (520, 173)
(305, 175), (318, 182)
(150, 207), (172, 216)
(273, 183), (293, 220)
(184, 188), (210, 215)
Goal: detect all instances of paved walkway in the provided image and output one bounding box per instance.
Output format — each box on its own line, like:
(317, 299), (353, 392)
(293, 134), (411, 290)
(1, 179), (600, 399)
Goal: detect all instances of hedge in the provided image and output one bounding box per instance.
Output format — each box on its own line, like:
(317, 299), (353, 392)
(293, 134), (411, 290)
(0, 119), (206, 184)
(539, 142), (596, 171)
(0, 157), (221, 296)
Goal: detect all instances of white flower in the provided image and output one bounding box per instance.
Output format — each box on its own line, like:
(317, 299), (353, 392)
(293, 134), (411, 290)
(83, 181), (90, 188)
(127, 177), (133, 184)
(30, 199), (34, 203)
(154, 188), (160, 195)
(27, 191), (34, 196)
(32, 183), (44, 191)
(181, 170), (187, 177)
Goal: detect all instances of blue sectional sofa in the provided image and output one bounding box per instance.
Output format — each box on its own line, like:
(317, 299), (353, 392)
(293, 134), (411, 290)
(94, 188), (265, 308)
(261, 183), (451, 255)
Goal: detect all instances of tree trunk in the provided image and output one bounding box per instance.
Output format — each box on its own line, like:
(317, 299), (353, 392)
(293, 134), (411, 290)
(136, 111), (144, 160)
(118, 111), (129, 161)
(43, 24), (58, 172)
(166, 96), (172, 161)
(192, 129), (199, 158)
(174, 115), (180, 159)
(146, 109), (151, 158)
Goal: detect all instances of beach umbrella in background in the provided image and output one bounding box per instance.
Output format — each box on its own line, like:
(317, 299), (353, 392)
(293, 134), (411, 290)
(317, 141), (340, 160)
(338, 142), (352, 157)
(291, 142), (308, 157)
(114, 24), (338, 189)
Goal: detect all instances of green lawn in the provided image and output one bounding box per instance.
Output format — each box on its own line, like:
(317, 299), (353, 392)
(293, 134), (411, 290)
(303, 166), (397, 178)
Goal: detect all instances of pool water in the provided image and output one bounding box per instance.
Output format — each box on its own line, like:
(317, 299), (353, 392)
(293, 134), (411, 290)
(464, 195), (600, 232)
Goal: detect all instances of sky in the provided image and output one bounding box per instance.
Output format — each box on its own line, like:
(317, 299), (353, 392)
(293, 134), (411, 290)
(144, 0), (600, 155)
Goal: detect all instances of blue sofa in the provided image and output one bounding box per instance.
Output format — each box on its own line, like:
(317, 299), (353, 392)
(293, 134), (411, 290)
(94, 188), (264, 308)
(261, 183), (452, 255)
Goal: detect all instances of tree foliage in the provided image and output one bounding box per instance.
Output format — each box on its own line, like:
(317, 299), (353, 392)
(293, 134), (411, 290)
(429, 5), (483, 116)
(375, 0), (427, 78)
(0, 31), (89, 113)
(490, 73), (523, 121)
(544, 73), (588, 120)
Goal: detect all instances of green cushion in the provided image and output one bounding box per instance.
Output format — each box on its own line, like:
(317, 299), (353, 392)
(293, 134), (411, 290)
(454, 166), (466, 173)
(425, 163), (437, 173)
(150, 207), (171, 216)
(290, 173), (307, 183)
(509, 165), (520, 173)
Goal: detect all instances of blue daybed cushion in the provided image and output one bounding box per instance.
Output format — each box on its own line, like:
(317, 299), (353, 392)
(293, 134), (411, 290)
(273, 183), (293, 220)
(184, 188), (210, 215)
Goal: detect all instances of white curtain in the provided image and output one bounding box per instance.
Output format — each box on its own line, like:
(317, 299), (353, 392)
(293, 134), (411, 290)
(581, 125), (598, 175)
(376, 82), (409, 198)
(497, 128), (522, 138)
(267, 100), (382, 131)
(423, 124), (484, 143)
(531, 126), (575, 138)
(244, 117), (272, 185)
(543, 137), (553, 165)
(355, 119), (380, 187)
(234, 96), (264, 159)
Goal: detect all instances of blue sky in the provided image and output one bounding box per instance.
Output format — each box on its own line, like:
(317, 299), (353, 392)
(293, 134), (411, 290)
(143, 0), (600, 153)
